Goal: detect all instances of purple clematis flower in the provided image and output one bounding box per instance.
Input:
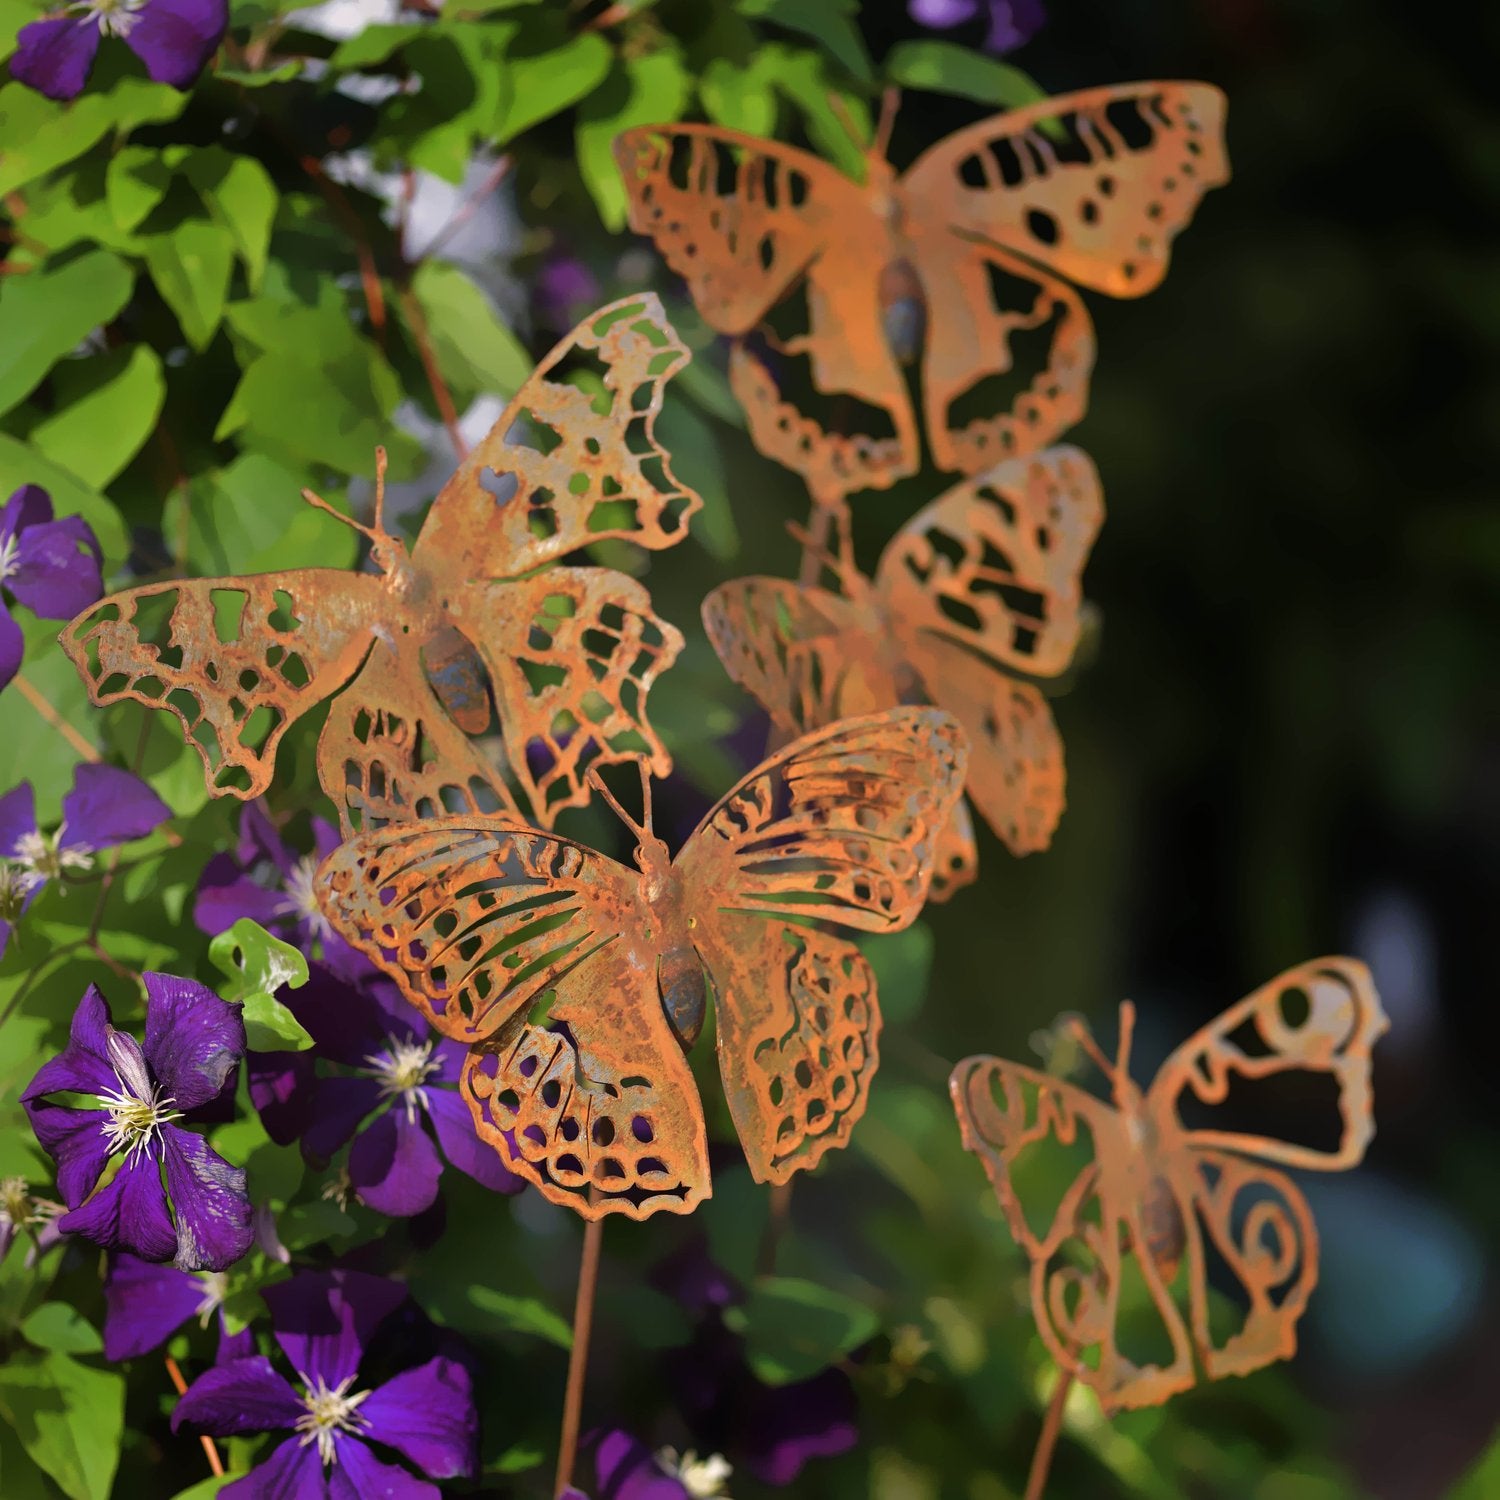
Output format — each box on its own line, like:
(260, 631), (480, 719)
(586, 1431), (731, 1498)
(102, 1251), (253, 1362)
(246, 962), (524, 1215)
(0, 763), (171, 959)
(172, 1269), (478, 1499)
(0, 1177), (64, 1263)
(11, 0), (228, 102)
(0, 486), (102, 691)
(536, 254), (602, 329)
(909, 0), (1045, 53)
(22, 975), (253, 1271)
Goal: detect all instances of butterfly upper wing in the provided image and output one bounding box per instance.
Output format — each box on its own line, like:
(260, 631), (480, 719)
(676, 709), (966, 1182)
(413, 294), (701, 576)
(60, 571), (386, 799)
(316, 817), (709, 1218)
(1146, 957), (1388, 1171)
(901, 82), (1229, 299)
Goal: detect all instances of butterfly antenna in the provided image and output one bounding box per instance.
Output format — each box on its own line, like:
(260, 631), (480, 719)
(874, 87), (901, 159)
(585, 766), (646, 842)
(786, 514), (859, 597)
(302, 446), (395, 548)
(371, 445), (393, 541)
(1115, 1000), (1136, 1084)
(825, 91), (867, 151)
(637, 761), (655, 842)
(1065, 1015), (1116, 1085)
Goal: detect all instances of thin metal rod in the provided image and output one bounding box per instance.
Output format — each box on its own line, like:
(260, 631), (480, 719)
(758, 1179), (794, 1275)
(164, 1355), (224, 1477)
(554, 1215), (604, 1497)
(1024, 1367), (1074, 1500)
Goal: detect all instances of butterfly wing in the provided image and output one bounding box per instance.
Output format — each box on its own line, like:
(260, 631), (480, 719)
(676, 709), (967, 1182)
(412, 294), (701, 576)
(950, 1056), (1196, 1410)
(1146, 957), (1388, 1171)
(60, 571), (386, 799)
(315, 818), (709, 1219)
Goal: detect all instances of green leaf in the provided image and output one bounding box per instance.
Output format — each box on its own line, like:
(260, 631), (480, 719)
(31, 346), (166, 489)
(655, 401), (737, 561)
(576, 45), (691, 230)
(700, 52), (780, 136)
(18, 1304), (103, 1356)
(240, 991), (314, 1053)
(466, 1287), (573, 1348)
(494, 32), (611, 142)
(105, 146), (173, 232)
(182, 148), (278, 292)
(168, 1478), (234, 1500)
(409, 260), (530, 406)
(737, 0), (872, 83)
(0, 249), (134, 418)
(862, 922), (933, 1026)
(329, 22), (426, 69)
(145, 220), (236, 350)
(209, 919), (309, 1004)
(885, 40), (1050, 111)
(1450, 1429), (1500, 1499)
(0, 433), (127, 564)
(765, 45), (870, 179)
(278, 1199), (357, 1250)
(0, 1351), (125, 1500)
(727, 1276), (880, 1386)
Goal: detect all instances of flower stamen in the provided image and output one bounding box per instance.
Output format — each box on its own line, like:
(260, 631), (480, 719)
(98, 1034), (181, 1162)
(278, 855), (332, 940)
(195, 1270), (229, 1328)
(658, 1448), (734, 1498)
(66, 0), (147, 38)
(12, 823), (95, 887)
(363, 1036), (440, 1123)
(0, 534), (19, 584)
(294, 1373), (371, 1466)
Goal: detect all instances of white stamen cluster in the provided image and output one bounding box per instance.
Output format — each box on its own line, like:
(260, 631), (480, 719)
(658, 1448), (734, 1498)
(294, 1373), (371, 1465)
(195, 1271), (229, 1328)
(279, 855), (332, 940)
(98, 1032), (181, 1161)
(364, 1036), (440, 1122)
(0, 1176), (58, 1232)
(321, 1167), (352, 1210)
(12, 823), (95, 888)
(0, 863), (31, 922)
(0, 533), (19, 584)
(70, 0), (147, 39)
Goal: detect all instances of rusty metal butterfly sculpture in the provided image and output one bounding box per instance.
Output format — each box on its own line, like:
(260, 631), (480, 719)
(950, 958), (1387, 1411)
(315, 707), (968, 1220)
(704, 446), (1102, 899)
(616, 84), (1227, 503)
(59, 295), (700, 836)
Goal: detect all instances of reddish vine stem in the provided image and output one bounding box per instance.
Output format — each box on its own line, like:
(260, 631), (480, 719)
(554, 1216), (604, 1497)
(1023, 1368), (1074, 1500)
(164, 1356), (225, 1477)
(398, 286), (469, 460)
(13, 675), (99, 762)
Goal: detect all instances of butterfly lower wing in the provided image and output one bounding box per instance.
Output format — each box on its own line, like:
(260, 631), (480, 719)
(674, 708), (968, 932)
(698, 915), (880, 1184)
(413, 295), (700, 575)
(877, 447), (1105, 679)
(1147, 957), (1388, 1171)
(450, 569), (684, 826)
(928, 795), (978, 903)
(60, 570), (384, 799)
(701, 577), (898, 740)
(462, 945), (710, 1220)
(902, 82), (1229, 299)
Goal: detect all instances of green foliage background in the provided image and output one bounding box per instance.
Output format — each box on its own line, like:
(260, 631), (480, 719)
(0, 1), (1494, 1497)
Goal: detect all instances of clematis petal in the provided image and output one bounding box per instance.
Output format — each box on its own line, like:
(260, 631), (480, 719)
(429, 1037), (466, 1086)
(591, 1430), (691, 1499)
(0, 605), (23, 694)
(357, 1357), (477, 1479)
(220, 1436), (329, 1500)
(171, 1355), (304, 1435)
(24, 983), (117, 1102)
(348, 1107), (443, 1218)
(982, 0), (1046, 53)
(193, 862), (288, 937)
(103, 1252), (204, 1359)
(216, 1316), (256, 1365)
(235, 800), (294, 874)
(24, 1100), (112, 1208)
(8, 516), (103, 620)
(426, 1087), (525, 1196)
(292, 965), (393, 1068)
(143, 972), (245, 1111)
(301, 1075), (383, 1162)
(0, 485), (53, 541)
(8, 19), (99, 103)
(247, 1050), (317, 1145)
(62, 764), (170, 850)
(122, 0), (228, 90)
(311, 817), (342, 863)
(909, 0), (980, 26)
(0, 781), (36, 862)
(263, 1269), (406, 1390)
(60, 1154), (177, 1262)
(162, 1124), (253, 1271)
(741, 1367), (859, 1484)
(328, 1435), (439, 1500)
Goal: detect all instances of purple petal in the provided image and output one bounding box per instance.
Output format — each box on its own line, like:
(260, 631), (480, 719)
(171, 1355), (304, 1435)
(24, 1100), (111, 1208)
(348, 1108), (443, 1218)
(247, 1050), (317, 1145)
(216, 1316), (256, 1365)
(8, 516), (103, 620)
(221, 1437), (329, 1500)
(311, 818), (342, 863)
(429, 1038), (466, 1086)
(0, 782), (37, 862)
(292, 965), (398, 1069)
(426, 1087), (524, 1195)
(8, 18), (99, 103)
(103, 1252), (204, 1359)
(328, 1436), (439, 1500)
(162, 1125), (252, 1271)
(909, 0), (980, 26)
(193, 865), (288, 938)
(0, 486), (54, 541)
(301, 1075), (384, 1162)
(237, 800), (295, 874)
(60, 1153), (176, 1262)
(263, 1269), (406, 1389)
(592, 1431), (690, 1500)
(143, 972), (245, 1111)
(982, 0), (1046, 53)
(0, 606), (21, 694)
(24, 983), (118, 1103)
(122, 0), (228, 89)
(358, 1357), (476, 1479)
(742, 1368), (859, 1484)
(62, 764), (170, 850)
